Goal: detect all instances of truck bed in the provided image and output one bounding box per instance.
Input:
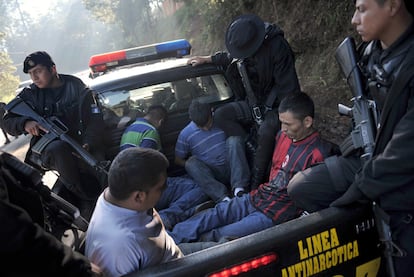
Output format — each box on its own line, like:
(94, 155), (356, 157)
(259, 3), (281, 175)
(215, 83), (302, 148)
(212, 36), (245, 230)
(124, 205), (385, 277)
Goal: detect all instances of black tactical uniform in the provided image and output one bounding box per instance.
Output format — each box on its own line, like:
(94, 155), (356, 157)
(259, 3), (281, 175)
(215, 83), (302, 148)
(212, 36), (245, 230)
(4, 74), (105, 210)
(288, 24), (414, 276)
(211, 14), (300, 189)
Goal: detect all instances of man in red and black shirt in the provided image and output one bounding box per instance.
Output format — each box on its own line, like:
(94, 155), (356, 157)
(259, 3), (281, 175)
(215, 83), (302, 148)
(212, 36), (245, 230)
(169, 92), (336, 244)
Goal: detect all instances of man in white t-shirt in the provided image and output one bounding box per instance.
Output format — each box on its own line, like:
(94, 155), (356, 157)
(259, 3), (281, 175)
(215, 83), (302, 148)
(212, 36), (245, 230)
(85, 148), (183, 277)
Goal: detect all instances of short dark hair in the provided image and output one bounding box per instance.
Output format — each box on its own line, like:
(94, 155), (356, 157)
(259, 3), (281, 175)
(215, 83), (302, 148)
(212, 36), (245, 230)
(278, 92), (315, 120)
(147, 105), (168, 121)
(188, 100), (211, 127)
(108, 147), (169, 200)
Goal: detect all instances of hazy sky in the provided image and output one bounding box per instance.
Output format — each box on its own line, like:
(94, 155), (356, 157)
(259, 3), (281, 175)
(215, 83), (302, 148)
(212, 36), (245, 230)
(17, 0), (55, 18)
(10, 0), (122, 81)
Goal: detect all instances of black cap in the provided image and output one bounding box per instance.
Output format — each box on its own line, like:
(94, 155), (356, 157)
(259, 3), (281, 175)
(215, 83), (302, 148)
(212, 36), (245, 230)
(225, 14), (265, 59)
(23, 51), (55, 73)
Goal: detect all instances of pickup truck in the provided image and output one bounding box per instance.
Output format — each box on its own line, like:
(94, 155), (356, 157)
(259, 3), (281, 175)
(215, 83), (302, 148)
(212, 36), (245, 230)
(86, 40), (386, 277)
(11, 40), (388, 277)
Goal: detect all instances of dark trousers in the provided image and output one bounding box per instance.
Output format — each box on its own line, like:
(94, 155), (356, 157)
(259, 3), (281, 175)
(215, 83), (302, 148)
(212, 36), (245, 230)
(213, 101), (279, 188)
(40, 140), (101, 219)
(287, 155), (361, 212)
(287, 155), (414, 276)
(389, 211), (414, 277)
(40, 140), (100, 200)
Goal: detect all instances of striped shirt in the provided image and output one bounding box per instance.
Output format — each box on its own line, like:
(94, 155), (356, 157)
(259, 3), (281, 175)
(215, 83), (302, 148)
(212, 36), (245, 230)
(251, 131), (333, 223)
(120, 118), (161, 151)
(175, 121), (226, 167)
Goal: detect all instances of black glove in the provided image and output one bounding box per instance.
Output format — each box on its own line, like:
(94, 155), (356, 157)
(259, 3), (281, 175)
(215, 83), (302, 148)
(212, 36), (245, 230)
(330, 182), (368, 207)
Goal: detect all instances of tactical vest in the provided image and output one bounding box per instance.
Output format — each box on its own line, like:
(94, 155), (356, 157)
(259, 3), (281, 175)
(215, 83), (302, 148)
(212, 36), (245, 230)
(359, 39), (414, 114)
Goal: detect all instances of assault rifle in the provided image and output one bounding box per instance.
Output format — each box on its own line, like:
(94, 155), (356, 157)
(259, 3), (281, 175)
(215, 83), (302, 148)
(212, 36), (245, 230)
(5, 97), (109, 183)
(335, 36), (377, 163)
(336, 37), (401, 277)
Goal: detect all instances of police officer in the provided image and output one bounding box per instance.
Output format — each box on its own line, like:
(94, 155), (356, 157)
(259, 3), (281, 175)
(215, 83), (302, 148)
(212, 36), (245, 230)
(3, 51), (105, 217)
(0, 102), (12, 144)
(0, 152), (103, 277)
(188, 14), (301, 189)
(287, 1), (414, 275)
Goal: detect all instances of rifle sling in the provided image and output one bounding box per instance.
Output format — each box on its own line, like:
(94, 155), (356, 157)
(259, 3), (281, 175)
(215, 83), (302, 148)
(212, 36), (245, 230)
(236, 60), (277, 120)
(236, 60), (258, 107)
(264, 87), (278, 111)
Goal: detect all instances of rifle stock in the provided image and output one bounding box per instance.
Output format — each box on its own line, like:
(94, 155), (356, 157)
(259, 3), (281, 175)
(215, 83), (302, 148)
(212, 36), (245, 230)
(5, 97), (108, 179)
(335, 37), (376, 162)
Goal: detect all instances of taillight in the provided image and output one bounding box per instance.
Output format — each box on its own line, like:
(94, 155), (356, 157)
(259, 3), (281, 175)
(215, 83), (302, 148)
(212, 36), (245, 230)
(207, 253), (278, 277)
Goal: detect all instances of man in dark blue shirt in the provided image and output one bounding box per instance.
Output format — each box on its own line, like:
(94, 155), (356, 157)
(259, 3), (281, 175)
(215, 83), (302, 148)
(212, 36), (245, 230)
(175, 100), (251, 203)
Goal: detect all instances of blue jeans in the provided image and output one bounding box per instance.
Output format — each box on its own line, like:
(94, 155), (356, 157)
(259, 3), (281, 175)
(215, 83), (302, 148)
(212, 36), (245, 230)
(156, 176), (210, 229)
(214, 101), (280, 187)
(169, 194), (274, 243)
(185, 136), (251, 202)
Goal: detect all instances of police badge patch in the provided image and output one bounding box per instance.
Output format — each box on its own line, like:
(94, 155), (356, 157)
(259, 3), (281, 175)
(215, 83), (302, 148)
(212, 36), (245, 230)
(28, 60), (36, 67)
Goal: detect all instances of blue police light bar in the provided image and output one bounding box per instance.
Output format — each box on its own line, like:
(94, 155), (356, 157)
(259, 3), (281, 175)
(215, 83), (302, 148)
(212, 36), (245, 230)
(89, 39), (192, 74)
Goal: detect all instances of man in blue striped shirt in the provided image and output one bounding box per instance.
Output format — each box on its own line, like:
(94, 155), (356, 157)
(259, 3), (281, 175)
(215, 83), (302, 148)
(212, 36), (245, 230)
(175, 100), (250, 203)
(120, 105), (167, 151)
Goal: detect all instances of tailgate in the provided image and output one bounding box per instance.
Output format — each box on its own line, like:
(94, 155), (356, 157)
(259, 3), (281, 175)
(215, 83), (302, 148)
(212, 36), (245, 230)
(124, 206), (385, 277)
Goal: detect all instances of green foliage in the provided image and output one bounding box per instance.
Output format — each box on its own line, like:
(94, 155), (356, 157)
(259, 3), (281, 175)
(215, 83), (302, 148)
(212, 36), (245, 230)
(82, 0), (119, 24)
(5, 0), (124, 80)
(83, 0), (180, 48)
(0, 0), (24, 99)
(176, 0), (256, 53)
(0, 50), (19, 102)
